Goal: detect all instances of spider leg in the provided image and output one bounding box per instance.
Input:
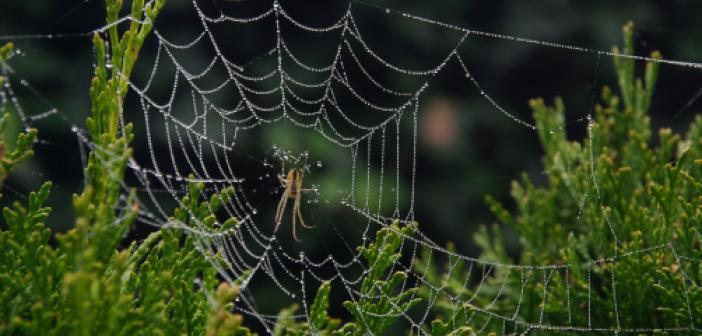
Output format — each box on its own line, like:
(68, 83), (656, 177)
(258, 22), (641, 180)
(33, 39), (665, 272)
(274, 187), (289, 232)
(295, 190), (315, 229)
(291, 199), (301, 242)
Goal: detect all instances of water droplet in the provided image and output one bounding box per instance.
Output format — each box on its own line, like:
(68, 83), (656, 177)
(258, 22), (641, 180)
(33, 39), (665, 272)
(385, 8), (390, 14)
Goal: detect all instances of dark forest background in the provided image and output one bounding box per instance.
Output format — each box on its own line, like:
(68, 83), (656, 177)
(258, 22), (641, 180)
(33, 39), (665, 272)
(1, 0), (702, 267)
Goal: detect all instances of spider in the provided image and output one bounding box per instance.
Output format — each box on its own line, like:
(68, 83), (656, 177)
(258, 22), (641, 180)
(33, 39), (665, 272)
(274, 160), (316, 242)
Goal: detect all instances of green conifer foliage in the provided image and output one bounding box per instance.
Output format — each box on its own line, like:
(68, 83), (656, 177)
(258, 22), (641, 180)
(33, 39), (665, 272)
(1, 0), (700, 332)
(416, 22), (702, 333)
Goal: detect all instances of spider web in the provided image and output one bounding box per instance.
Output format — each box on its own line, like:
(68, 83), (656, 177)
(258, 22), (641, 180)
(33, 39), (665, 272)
(0, 49), (60, 129)
(6, 0), (702, 334)
(115, 1), (702, 334)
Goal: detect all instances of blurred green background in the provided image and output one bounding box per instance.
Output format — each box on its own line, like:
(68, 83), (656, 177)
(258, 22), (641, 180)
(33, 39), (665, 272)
(1, 0), (702, 261)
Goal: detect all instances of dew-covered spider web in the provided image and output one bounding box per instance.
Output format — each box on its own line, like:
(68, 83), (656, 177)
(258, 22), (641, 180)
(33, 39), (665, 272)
(5, 0), (702, 334)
